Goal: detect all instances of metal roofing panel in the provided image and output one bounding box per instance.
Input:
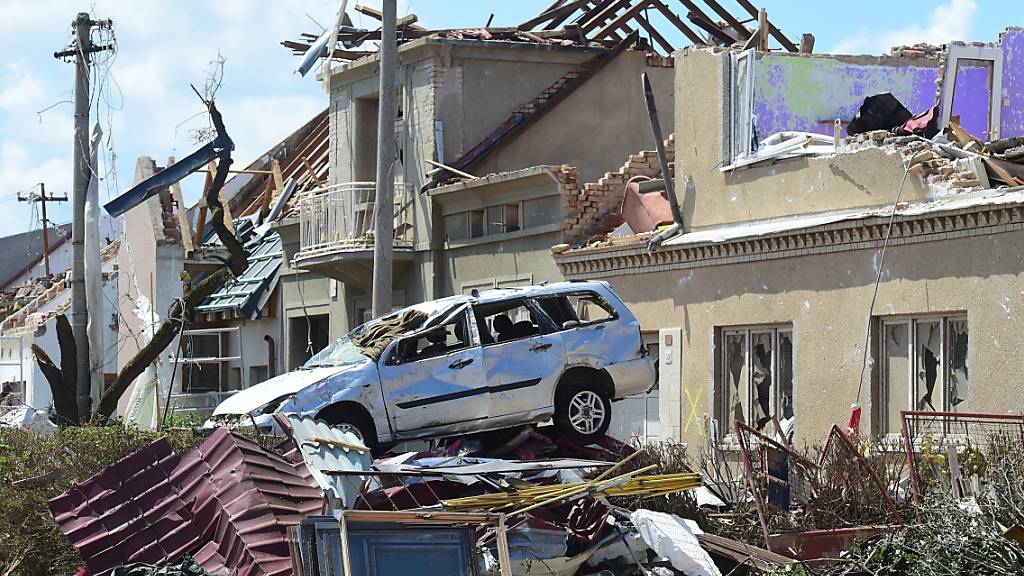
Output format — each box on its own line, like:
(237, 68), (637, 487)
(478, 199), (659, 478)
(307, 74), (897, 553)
(279, 414), (371, 508)
(196, 231), (283, 317)
(49, 427), (325, 576)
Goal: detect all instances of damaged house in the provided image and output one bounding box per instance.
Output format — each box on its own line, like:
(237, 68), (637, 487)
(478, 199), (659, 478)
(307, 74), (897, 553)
(275, 1), (806, 441)
(554, 27), (1024, 447)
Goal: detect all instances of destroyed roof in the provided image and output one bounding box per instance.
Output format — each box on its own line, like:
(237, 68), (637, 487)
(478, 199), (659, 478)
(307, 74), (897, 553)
(0, 223), (72, 291)
(284, 0), (802, 62)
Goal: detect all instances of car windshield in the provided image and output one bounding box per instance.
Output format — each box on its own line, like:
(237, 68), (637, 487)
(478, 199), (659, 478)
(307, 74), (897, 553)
(303, 326), (370, 369)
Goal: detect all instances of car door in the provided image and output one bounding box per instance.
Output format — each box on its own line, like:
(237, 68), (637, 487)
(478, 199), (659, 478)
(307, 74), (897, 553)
(535, 290), (626, 365)
(474, 298), (565, 418)
(377, 307), (487, 435)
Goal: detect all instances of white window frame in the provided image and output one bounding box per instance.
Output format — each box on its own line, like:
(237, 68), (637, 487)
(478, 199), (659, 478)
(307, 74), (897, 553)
(940, 45), (1003, 141)
(725, 49), (756, 169)
(174, 326), (243, 394)
(878, 314), (969, 436)
(717, 325), (793, 442)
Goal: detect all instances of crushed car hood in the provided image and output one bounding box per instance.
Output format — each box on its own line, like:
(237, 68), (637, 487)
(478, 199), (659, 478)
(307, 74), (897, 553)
(212, 366), (346, 416)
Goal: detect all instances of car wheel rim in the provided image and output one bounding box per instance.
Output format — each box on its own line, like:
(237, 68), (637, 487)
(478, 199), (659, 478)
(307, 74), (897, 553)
(337, 423), (364, 442)
(568, 390), (606, 435)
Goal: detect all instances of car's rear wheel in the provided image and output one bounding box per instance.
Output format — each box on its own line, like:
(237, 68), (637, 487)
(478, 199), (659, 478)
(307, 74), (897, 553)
(554, 376), (612, 443)
(317, 405), (378, 450)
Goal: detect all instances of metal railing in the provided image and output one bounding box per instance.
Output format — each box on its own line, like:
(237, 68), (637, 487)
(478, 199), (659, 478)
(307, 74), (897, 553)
(298, 181), (413, 256)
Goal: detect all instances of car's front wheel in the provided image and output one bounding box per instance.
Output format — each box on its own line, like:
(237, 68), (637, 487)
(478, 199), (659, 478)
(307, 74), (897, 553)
(317, 404), (378, 450)
(554, 377), (612, 443)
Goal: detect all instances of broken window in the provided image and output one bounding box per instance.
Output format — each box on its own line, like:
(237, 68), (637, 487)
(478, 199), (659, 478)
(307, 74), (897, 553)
(536, 291), (618, 330)
(716, 326), (793, 439)
(473, 299), (547, 346)
(395, 310), (471, 363)
(444, 202), (523, 242)
(878, 315), (969, 435)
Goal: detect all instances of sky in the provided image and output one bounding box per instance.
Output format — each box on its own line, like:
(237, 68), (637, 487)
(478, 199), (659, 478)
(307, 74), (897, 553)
(0, 0), (1017, 238)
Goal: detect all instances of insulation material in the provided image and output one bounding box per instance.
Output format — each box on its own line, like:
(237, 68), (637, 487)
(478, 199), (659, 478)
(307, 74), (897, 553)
(123, 293), (161, 430)
(0, 406), (57, 436)
(630, 510), (721, 576)
(85, 123), (104, 407)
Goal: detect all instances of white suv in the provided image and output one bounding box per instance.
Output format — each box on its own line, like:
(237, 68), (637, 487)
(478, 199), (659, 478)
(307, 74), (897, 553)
(212, 281), (654, 447)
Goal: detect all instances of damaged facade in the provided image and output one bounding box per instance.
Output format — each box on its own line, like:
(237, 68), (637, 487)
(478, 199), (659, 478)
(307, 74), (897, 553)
(554, 27), (1024, 448)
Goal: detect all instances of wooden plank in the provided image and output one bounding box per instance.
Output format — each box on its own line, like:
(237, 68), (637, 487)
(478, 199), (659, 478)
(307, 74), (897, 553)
(800, 33), (815, 54)
(496, 515), (513, 576)
(592, 0), (655, 39)
(581, 0), (631, 35)
(634, 12), (675, 53)
(701, 0), (752, 39)
(166, 156), (194, 257)
(686, 8), (736, 45)
(758, 8), (768, 51)
(193, 161), (216, 247)
(300, 156), (325, 187)
(264, 159), (284, 219)
(651, 0), (703, 44)
(733, 0), (798, 52)
(195, 167), (274, 175)
(518, 0), (588, 30)
(354, 3), (428, 31)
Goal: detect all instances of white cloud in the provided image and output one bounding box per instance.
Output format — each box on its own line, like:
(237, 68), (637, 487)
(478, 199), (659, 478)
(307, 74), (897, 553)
(831, 0), (977, 55)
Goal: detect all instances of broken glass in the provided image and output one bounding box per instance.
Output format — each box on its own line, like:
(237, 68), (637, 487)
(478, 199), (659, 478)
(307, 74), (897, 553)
(778, 331), (794, 423)
(883, 322), (910, 435)
(724, 332), (748, 432)
(915, 321), (942, 412)
(947, 318), (969, 412)
(751, 332), (773, 431)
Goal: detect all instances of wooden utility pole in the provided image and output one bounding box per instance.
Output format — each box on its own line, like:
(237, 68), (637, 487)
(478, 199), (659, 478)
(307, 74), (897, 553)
(371, 0), (397, 318)
(17, 183), (68, 278)
(55, 12), (112, 419)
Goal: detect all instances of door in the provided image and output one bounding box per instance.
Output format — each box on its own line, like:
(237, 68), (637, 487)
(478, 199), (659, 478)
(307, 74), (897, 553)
(377, 307), (486, 434)
(473, 298), (565, 418)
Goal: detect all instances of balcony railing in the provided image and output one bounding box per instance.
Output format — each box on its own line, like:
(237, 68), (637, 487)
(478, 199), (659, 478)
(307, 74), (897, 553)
(298, 181), (413, 256)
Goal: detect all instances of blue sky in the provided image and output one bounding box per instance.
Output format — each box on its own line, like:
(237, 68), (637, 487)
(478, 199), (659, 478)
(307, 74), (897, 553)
(0, 0), (1015, 237)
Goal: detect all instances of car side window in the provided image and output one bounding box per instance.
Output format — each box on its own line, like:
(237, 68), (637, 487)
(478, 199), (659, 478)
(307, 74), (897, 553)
(537, 291), (618, 331)
(473, 299), (549, 346)
(393, 311), (472, 363)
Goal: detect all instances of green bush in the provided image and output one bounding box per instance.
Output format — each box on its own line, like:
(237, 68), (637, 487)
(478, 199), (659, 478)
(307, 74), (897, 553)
(0, 425), (202, 576)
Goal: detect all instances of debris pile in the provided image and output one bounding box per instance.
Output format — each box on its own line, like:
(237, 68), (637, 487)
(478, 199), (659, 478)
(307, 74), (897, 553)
(39, 408), (1024, 575)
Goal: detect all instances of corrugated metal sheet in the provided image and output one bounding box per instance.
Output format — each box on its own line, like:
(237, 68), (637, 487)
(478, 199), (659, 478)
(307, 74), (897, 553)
(280, 414), (371, 508)
(49, 427), (325, 576)
(195, 230), (282, 319)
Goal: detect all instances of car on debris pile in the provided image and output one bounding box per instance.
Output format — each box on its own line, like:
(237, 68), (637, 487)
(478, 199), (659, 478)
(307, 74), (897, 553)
(210, 280), (654, 447)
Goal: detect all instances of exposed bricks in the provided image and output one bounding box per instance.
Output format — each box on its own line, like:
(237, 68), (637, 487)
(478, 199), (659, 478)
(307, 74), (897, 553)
(645, 52), (675, 68)
(562, 134), (675, 246)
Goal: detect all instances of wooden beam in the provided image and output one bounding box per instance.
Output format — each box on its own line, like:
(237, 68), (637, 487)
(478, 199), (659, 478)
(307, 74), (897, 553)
(635, 12), (674, 53)
(651, 0), (703, 44)
(593, 0), (655, 40)
(166, 156), (194, 257)
(686, 9), (736, 45)
(733, 0), (798, 52)
(262, 159), (284, 219)
(353, 4), (427, 31)
(800, 33), (815, 54)
(758, 8), (768, 51)
(580, 0), (631, 35)
(699, 0), (751, 39)
(300, 156), (324, 187)
(195, 167), (274, 175)
(544, 0), (593, 30)
(519, 0), (588, 30)
(193, 161), (215, 247)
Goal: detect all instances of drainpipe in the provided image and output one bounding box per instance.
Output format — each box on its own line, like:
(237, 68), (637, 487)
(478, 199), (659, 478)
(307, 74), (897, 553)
(641, 73), (684, 251)
(264, 334), (276, 379)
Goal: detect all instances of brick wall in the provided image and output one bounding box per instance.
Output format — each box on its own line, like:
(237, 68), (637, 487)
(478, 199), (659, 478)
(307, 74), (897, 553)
(563, 134), (675, 246)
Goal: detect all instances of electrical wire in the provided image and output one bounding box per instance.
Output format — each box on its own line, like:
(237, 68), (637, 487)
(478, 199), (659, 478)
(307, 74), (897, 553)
(854, 148), (929, 405)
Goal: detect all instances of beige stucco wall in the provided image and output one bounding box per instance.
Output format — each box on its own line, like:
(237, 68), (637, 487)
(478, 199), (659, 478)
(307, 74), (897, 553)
(673, 48), (930, 230)
(598, 230), (1024, 448)
(472, 50), (675, 185)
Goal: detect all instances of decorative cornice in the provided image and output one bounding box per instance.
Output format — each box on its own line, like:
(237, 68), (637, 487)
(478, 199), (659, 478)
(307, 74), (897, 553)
(555, 201), (1024, 279)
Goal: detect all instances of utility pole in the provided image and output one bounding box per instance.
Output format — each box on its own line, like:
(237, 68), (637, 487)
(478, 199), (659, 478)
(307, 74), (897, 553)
(17, 183), (69, 278)
(55, 12), (112, 419)
(371, 0), (397, 319)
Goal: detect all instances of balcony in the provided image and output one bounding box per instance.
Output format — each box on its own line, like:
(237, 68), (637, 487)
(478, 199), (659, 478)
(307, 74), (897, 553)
(294, 181), (416, 286)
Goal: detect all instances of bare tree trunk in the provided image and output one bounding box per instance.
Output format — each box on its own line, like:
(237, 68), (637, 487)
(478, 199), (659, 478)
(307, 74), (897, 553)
(93, 99), (247, 422)
(31, 315), (79, 424)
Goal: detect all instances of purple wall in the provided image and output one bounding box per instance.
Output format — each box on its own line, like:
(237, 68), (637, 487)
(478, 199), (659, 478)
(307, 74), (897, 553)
(1000, 28), (1024, 138)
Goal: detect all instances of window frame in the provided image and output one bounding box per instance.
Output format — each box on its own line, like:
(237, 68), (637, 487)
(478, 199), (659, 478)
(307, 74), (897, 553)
(715, 324), (793, 442)
(388, 309), (474, 365)
(175, 326), (243, 394)
(535, 290), (620, 331)
(473, 297), (553, 347)
(878, 314), (969, 436)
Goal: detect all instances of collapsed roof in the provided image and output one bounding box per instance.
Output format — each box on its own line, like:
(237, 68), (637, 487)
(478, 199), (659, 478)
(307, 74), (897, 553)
(283, 0), (803, 63)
